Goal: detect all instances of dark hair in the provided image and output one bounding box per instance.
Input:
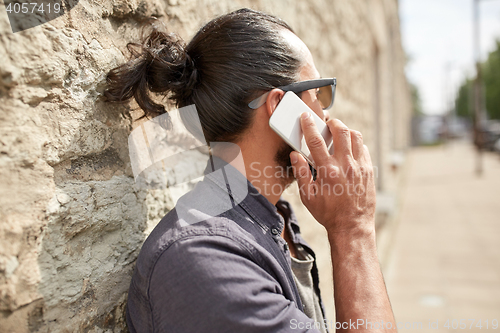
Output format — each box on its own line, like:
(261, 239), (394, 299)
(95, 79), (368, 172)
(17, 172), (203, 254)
(104, 8), (303, 142)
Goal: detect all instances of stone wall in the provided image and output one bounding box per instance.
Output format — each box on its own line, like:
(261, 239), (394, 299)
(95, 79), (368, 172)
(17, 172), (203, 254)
(0, 0), (410, 331)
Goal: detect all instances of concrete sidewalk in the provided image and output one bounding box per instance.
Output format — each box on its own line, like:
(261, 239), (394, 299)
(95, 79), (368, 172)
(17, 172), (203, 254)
(385, 142), (500, 332)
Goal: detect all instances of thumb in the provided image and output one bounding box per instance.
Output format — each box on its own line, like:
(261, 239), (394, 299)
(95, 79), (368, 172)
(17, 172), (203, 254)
(290, 151), (313, 199)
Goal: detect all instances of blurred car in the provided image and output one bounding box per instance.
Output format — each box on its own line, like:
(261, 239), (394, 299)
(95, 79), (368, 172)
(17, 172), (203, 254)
(481, 120), (500, 151)
(494, 138), (500, 153)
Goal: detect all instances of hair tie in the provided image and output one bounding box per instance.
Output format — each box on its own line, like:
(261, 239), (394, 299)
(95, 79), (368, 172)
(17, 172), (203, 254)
(184, 53), (199, 92)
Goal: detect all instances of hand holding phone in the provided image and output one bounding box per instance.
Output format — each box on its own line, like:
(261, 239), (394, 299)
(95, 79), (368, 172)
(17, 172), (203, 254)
(269, 91), (333, 168)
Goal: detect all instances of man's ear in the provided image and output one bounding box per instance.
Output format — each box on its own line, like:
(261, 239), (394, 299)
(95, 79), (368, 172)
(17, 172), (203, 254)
(265, 89), (285, 118)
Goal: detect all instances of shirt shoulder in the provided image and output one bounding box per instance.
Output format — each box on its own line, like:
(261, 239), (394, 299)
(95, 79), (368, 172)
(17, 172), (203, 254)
(134, 205), (261, 287)
(146, 223), (319, 333)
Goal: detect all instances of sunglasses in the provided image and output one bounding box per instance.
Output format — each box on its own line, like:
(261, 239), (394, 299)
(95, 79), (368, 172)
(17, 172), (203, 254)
(248, 78), (336, 110)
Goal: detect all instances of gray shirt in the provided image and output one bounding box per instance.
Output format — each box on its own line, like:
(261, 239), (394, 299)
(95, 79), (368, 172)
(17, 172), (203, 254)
(291, 245), (328, 333)
(126, 156), (327, 332)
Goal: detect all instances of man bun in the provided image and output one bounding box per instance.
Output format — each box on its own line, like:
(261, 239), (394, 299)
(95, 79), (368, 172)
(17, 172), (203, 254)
(104, 22), (197, 119)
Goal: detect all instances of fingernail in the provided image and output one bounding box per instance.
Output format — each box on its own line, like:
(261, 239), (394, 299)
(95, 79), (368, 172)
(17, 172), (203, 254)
(301, 112), (310, 119)
(290, 152), (298, 164)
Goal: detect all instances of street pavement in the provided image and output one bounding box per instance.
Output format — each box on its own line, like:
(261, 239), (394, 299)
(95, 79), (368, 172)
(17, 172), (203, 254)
(385, 141), (500, 332)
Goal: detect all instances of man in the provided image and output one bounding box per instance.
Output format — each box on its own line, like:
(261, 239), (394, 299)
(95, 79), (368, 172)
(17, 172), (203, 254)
(105, 8), (396, 332)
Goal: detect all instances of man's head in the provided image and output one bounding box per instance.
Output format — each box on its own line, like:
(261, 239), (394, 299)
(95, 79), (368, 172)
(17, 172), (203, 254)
(105, 8), (326, 187)
(252, 28), (327, 184)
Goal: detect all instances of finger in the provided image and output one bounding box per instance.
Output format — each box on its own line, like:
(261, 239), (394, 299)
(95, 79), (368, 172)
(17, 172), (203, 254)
(350, 130), (364, 161)
(290, 151), (315, 200)
(326, 119), (353, 158)
(362, 144), (373, 166)
(363, 145), (372, 165)
(358, 144), (375, 179)
(300, 112), (330, 167)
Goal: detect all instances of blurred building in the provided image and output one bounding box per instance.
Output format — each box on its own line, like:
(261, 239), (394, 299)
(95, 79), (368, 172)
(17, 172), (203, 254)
(0, 0), (411, 331)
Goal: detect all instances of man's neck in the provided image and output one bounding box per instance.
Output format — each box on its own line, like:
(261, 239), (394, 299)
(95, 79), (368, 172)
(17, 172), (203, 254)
(246, 161), (292, 205)
(212, 143), (291, 206)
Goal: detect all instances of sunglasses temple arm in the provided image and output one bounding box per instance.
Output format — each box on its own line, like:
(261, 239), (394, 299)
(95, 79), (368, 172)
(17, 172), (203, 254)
(248, 91), (271, 109)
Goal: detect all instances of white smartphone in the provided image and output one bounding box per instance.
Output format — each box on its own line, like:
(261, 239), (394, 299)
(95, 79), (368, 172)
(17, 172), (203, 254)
(269, 91), (333, 168)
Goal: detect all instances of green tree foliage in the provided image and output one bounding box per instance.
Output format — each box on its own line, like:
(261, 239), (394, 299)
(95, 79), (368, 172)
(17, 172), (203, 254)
(483, 40), (500, 120)
(455, 78), (473, 119)
(410, 82), (423, 116)
(456, 39), (500, 120)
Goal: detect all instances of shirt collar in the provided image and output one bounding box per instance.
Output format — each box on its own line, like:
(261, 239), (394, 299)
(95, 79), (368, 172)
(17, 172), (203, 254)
(276, 198), (314, 252)
(203, 155), (284, 234)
